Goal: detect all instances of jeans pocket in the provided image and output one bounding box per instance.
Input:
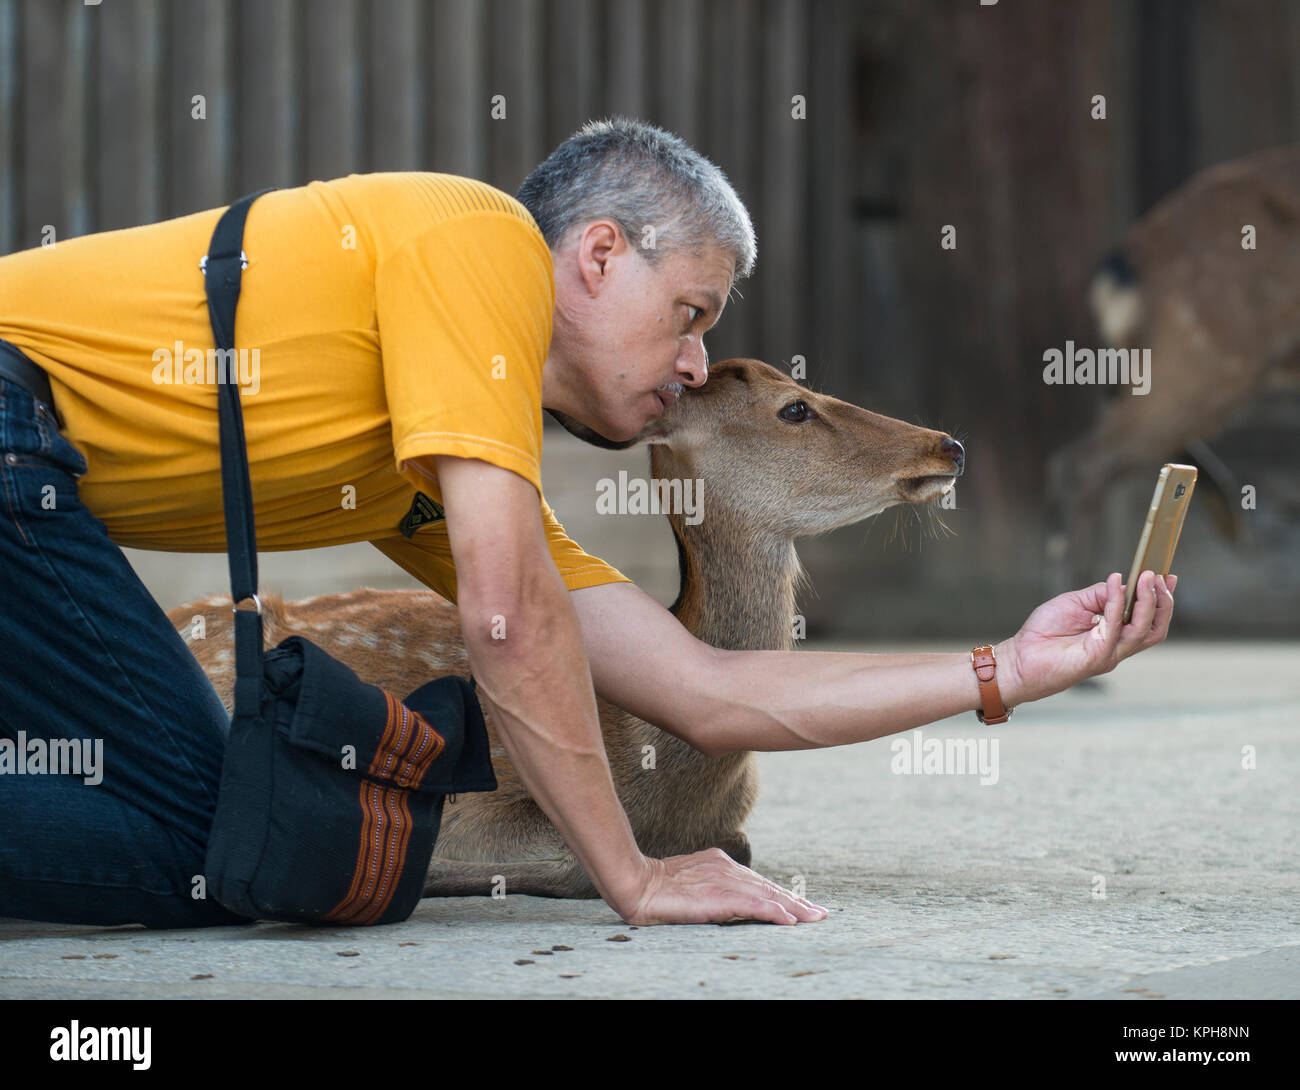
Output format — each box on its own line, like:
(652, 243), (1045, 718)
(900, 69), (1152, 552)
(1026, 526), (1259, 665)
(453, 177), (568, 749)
(34, 401), (89, 479)
(1, 451), (89, 548)
(1, 384), (90, 544)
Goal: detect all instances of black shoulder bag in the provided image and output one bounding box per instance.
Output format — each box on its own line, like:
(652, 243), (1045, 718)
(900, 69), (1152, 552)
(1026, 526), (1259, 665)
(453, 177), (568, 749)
(200, 188), (497, 926)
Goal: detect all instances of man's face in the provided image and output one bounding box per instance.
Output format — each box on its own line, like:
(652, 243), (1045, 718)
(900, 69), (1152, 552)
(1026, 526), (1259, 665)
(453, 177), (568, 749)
(549, 222), (734, 442)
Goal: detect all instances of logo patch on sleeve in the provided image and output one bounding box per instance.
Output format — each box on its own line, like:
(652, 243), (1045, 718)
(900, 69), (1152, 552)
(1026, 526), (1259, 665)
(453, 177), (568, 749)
(398, 491), (446, 538)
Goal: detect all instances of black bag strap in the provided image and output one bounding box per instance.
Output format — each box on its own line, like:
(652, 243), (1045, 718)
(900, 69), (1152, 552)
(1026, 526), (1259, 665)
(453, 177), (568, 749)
(202, 187), (277, 721)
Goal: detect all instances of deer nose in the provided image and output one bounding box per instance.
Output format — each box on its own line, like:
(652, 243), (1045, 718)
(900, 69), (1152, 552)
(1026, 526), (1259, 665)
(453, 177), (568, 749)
(941, 436), (965, 476)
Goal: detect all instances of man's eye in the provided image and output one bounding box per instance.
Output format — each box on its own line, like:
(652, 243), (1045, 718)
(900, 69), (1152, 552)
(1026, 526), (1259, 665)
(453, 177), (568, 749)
(686, 305), (702, 324)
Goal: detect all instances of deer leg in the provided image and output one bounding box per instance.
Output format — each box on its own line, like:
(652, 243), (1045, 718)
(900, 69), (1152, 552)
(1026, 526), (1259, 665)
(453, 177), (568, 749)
(711, 830), (752, 867)
(423, 856), (598, 899)
(1180, 437), (1247, 546)
(424, 828), (755, 899)
(1046, 433), (1118, 594)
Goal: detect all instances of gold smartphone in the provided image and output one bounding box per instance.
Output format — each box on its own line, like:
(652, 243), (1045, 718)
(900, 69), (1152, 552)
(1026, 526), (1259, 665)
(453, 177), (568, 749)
(1123, 463), (1197, 624)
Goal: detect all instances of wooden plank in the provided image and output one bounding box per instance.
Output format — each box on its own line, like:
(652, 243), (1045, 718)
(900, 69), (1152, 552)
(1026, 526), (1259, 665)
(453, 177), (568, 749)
(20, 0), (66, 247)
(703, 0), (760, 365)
(1191, 0), (1298, 170)
(757, 0), (808, 371)
(428, 0), (486, 178)
(1106, 0), (1141, 238)
(654, 0), (703, 145)
(237, 0), (297, 190)
(703, 0), (743, 195)
(62, 0), (90, 237)
(1071, 0), (1126, 283)
(604, 0), (648, 119)
(96, 0), (163, 230)
(0, 0), (18, 251)
(546, 0), (599, 143)
(806, 0), (853, 391)
(1292, 0), (1300, 144)
(1135, 0), (1193, 212)
(486, 0), (542, 191)
(166, 0), (232, 214)
(368, 0), (422, 171)
(841, 2), (917, 412)
(302, 0), (362, 182)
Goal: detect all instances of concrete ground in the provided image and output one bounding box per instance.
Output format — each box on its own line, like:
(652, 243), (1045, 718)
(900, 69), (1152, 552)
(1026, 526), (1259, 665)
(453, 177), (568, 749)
(1, 639), (1295, 999)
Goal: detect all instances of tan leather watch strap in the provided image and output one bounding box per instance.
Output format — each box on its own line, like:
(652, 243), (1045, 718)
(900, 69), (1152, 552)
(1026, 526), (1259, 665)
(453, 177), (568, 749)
(971, 644), (1013, 724)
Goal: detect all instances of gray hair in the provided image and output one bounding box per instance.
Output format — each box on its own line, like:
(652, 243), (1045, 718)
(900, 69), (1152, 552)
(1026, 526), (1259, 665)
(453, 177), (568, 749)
(517, 117), (756, 278)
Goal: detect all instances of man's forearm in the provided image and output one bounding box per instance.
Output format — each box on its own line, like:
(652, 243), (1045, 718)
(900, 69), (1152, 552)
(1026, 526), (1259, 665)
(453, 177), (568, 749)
(703, 642), (1019, 754)
(459, 577), (645, 912)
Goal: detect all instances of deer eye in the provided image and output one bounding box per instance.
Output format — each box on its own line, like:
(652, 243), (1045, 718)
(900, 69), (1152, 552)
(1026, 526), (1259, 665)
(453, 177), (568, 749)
(779, 400), (814, 423)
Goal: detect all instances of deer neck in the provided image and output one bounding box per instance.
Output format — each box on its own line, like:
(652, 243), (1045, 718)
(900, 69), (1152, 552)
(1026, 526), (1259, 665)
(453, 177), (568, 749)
(652, 449), (801, 653)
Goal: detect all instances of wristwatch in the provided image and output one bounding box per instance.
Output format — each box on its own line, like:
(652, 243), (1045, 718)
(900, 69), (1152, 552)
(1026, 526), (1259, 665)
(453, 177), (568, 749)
(970, 644), (1013, 724)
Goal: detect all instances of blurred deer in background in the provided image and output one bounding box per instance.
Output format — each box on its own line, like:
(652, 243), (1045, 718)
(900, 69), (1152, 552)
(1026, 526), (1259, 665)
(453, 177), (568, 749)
(172, 358), (965, 898)
(1046, 145), (1300, 592)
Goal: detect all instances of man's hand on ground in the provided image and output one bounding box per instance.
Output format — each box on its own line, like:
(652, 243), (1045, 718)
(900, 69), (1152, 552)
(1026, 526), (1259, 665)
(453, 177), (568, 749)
(618, 849), (829, 926)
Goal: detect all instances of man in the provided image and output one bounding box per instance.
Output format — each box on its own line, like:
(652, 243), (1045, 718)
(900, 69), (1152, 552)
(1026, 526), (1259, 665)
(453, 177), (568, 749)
(0, 118), (1175, 930)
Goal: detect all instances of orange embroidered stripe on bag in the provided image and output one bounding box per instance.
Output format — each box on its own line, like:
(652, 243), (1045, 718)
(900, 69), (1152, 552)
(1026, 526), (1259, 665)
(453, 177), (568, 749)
(326, 691), (447, 924)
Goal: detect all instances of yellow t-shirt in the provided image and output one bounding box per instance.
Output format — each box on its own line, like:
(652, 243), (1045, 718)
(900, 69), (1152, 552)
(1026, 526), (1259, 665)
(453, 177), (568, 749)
(0, 172), (632, 603)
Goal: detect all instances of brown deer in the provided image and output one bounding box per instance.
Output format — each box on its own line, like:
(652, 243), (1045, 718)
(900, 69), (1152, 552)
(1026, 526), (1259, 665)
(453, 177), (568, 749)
(1046, 144), (1300, 592)
(170, 358), (964, 898)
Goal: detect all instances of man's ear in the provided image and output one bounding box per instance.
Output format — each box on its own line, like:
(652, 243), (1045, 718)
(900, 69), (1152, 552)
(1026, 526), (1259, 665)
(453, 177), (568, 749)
(576, 220), (625, 295)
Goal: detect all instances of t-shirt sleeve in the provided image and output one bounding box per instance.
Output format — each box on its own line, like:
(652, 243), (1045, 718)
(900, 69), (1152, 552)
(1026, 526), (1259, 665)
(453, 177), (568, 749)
(376, 210), (555, 498)
(370, 495), (634, 605)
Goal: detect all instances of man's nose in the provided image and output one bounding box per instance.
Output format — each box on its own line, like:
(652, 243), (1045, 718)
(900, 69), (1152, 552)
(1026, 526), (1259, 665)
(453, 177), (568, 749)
(678, 337), (708, 387)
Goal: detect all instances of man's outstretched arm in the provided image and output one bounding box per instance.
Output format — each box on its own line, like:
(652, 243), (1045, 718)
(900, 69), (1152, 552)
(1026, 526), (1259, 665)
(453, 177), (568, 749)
(433, 454), (827, 926)
(570, 573), (1178, 756)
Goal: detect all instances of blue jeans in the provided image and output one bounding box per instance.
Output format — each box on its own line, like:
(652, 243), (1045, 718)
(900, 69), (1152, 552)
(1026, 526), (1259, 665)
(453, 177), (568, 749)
(0, 370), (253, 928)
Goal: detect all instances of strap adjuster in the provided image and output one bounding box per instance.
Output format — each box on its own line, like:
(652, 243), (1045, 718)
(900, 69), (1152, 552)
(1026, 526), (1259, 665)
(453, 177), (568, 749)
(199, 251), (248, 273)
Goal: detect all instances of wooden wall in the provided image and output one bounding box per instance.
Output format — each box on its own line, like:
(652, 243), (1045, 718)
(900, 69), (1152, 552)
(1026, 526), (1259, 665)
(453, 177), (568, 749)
(1, 0), (1296, 634)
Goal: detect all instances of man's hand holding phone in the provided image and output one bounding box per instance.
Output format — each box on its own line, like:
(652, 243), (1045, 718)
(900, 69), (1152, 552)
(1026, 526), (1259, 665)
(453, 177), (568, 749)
(995, 569), (1177, 705)
(994, 463), (1193, 705)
